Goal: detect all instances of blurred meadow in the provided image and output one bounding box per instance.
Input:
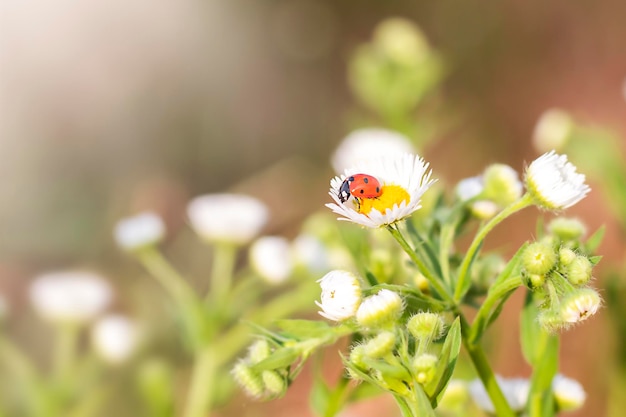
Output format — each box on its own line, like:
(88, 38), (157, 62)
(2, 1), (626, 416)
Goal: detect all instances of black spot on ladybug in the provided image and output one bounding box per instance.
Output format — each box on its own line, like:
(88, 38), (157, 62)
(376, 187), (380, 193)
(363, 177), (369, 183)
(360, 190), (364, 194)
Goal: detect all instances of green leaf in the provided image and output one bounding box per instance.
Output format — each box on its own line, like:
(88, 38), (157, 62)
(527, 330), (559, 417)
(364, 270), (380, 287)
(274, 320), (332, 340)
(520, 290), (539, 365)
(589, 255), (603, 266)
(585, 225), (605, 253)
(415, 385), (438, 417)
(348, 382), (383, 402)
(251, 347), (300, 371)
(425, 317), (462, 405)
(309, 376), (331, 417)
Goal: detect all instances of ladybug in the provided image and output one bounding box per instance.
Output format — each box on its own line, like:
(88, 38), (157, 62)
(338, 174), (382, 203)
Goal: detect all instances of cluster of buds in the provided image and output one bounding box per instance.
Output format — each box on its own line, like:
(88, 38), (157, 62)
(231, 339), (287, 400)
(521, 217), (602, 332)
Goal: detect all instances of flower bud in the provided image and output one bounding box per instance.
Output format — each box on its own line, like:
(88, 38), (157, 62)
(232, 361), (264, 399)
(523, 242), (557, 275)
(470, 200), (499, 220)
(349, 345), (367, 369)
(538, 310), (567, 333)
(247, 339), (271, 364)
(548, 217), (587, 241)
(558, 248), (577, 269)
(412, 353), (438, 385)
(407, 312), (445, 343)
(373, 18), (429, 65)
(261, 370), (286, 397)
(553, 374), (586, 412)
(532, 108), (573, 153)
(250, 236), (293, 285)
(522, 271), (545, 290)
(356, 290), (404, 329)
(566, 256), (593, 286)
(482, 164), (523, 207)
(363, 331), (396, 359)
(559, 288), (601, 325)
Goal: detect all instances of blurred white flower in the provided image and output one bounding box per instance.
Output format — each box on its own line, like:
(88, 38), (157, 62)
(29, 271), (113, 325)
(249, 236), (293, 284)
(552, 374), (586, 411)
(187, 193), (269, 245)
(291, 234), (328, 273)
(92, 314), (139, 364)
(114, 212), (165, 251)
(455, 176), (484, 201)
(482, 164), (523, 206)
(468, 376), (529, 414)
(525, 151), (590, 210)
(373, 18), (430, 65)
(331, 128), (415, 174)
(470, 200), (499, 220)
(326, 154), (436, 228)
(316, 270), (362, 321)
(532, 109), (573, 153)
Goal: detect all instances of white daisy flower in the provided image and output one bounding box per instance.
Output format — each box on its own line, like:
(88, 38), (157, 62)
(92, 314), (139, 364)
(326, 153), (436, 228)
(455, 176), (484, 201)
(559, 288), (601, 324)
(552, 374), (586, 411)
(532, 109), (573, 153)
(331, 128), (415, 174)
(29, 271), (113, 325)
(114, 212), (165, 251)
(249, 236), (293, 285)
(187, 193), (269, 245)
(525, 151), (590, 210)
(316, 270), (362, 321)
(468, 376), (530, 414)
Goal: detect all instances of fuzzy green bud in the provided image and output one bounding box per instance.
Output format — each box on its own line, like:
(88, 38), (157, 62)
(349, 345), (367, 369)
(407, 312), (445, 343)
(548, 217), (587, 241)
(412, 354), (438, 385)
(247, 339), (271, 364)
(363, 331), (396, 359)
(482, 164), (523, 207)
(373, 18), (429, 65)
(356, 289), (404, 329)
(566, 256), (593, 286)
(538, 310), (566, 333)
(522, 271), (545, 290)
(558, 248), (577, 269)
(261, 370), (286, 397)
(523, 242), (557, 275)
(232, 361), (264, 399)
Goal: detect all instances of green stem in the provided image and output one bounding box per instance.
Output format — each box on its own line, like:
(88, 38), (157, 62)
(469, 276), (522, 343)
(454, 194), (533, 302)
(53, 323), (80, 385)
(182, 347), (217, 417)
(137, 248), (197, 303)
(387, 225), (453, 304)
(460, 316), (516, 417)
(207, 243), (238, 303)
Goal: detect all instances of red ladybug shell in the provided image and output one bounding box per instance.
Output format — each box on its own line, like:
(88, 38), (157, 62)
(338, 174), (382, 203)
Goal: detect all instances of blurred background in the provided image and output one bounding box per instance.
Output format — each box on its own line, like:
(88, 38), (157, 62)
(2, 0), (626, 416)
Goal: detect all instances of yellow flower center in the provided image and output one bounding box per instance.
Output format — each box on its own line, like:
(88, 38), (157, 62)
(357, 185), (410, 215)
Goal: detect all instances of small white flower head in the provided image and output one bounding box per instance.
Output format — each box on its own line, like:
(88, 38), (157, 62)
(331, 128), (415, 174)
(291, 234), (329, 273)
(532, 109), (573, 153)
(524, 151), (590, 210)
(326, 153), (436, 228)
(469, 200), (499, 220)
(249, 236), (293, 285)
(91, 314), (139, 364)
(455, 176), (484, 201)
(482, 164), (523, 207)
(356, 289), (404, 329)
(552, 374), (586, 412)
(468, 376), (530, 414)
(114, 212), (165, 251)
(29, 271), (113, 325)
(559, 288), (601, 325)
(316, 270), (362, 321)
(187, 193), (269, 245)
